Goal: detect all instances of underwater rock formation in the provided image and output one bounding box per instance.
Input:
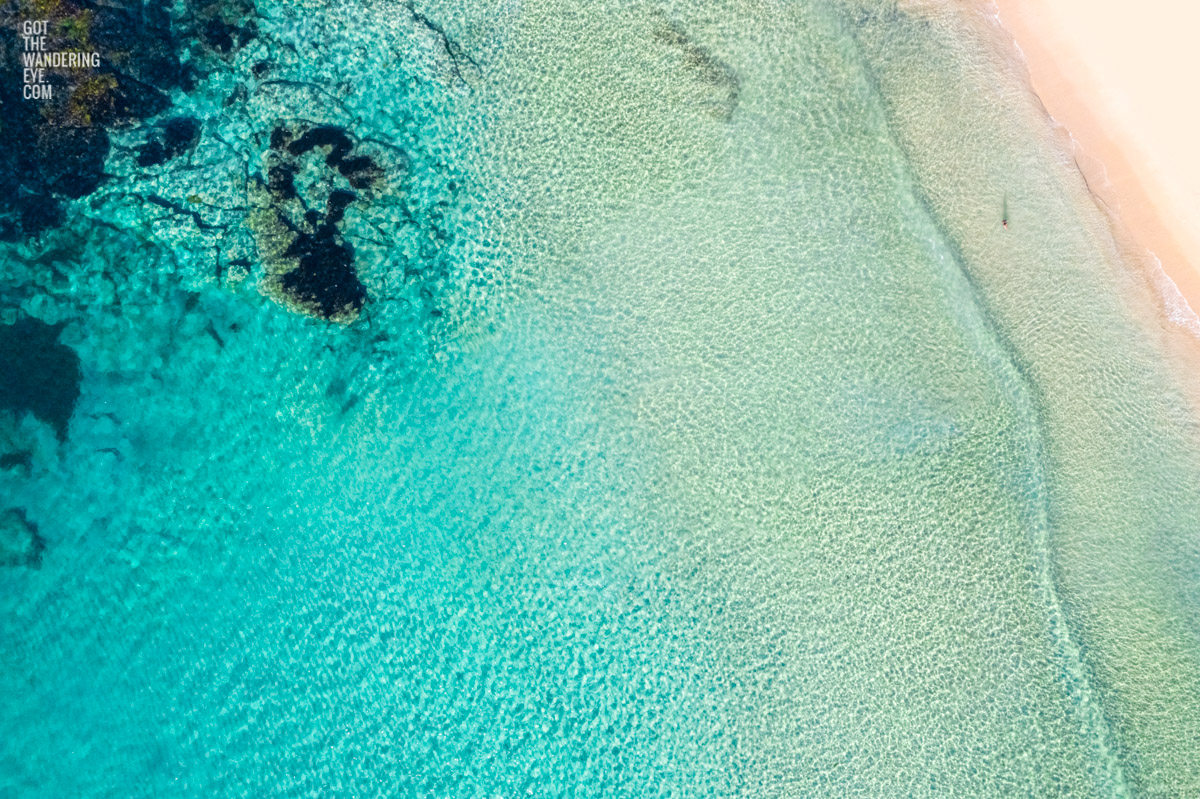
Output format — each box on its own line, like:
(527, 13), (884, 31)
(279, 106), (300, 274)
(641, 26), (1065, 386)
(0, 0), (190, 240)
(0, 316), (82, 441)
(183, 0), (257, 57)
(0, 508), (43, 569)
(248, 124), (391, 323)
(0, 30), (101, 239)
(136, 116), (203, 167)
(0, 0), (261, 242)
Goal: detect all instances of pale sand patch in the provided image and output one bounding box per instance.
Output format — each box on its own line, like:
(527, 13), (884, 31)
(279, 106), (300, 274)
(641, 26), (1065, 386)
(981, 0), (1200, 331)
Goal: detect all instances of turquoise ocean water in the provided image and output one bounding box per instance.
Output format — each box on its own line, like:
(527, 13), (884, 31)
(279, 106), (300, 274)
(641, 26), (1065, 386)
(2, 0), (1199, 795)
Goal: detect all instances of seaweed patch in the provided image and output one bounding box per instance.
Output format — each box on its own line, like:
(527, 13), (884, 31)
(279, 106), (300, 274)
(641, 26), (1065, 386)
(652, 15), (740, 121)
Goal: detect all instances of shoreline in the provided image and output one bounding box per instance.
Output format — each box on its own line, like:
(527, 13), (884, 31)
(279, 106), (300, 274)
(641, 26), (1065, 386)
(979, 0), (1200, 335)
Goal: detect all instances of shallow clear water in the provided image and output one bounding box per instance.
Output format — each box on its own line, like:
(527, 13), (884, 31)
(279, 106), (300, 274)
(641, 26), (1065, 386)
(2, 0), (1199, 796)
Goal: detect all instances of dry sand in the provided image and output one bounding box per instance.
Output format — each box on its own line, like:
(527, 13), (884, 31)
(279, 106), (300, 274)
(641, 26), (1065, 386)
(984, 0), (1200, 328)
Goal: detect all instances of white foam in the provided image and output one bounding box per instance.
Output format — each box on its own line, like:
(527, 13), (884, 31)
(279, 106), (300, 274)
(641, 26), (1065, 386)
(1148, 252), (1200, 337)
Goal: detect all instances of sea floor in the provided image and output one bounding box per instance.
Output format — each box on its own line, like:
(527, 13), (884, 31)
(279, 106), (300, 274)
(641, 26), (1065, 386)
(1, 0), (1198, 796)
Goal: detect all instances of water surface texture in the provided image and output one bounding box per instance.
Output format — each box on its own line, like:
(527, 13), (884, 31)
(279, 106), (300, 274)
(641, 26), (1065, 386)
(2, 0), (1199, 796)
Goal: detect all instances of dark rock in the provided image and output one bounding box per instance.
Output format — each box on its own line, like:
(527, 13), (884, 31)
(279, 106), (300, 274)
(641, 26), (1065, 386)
(269, 125), (292, 150)
(337, 156), (382, 189)
(0, 452), (32, 473)
(251, 123), (393, 322)
(136, 140), (169, 168)
(287, 126), (354, 160)
(162, 116), (202, 156)
(137, 116), (201, 167)
(35, 126), (110, 199)
(90, 0), (186, 92)
(75, 70), (172, 127)
(0, 33), (70, 238)
(280, 225), (366, 320)
(239, 20), (258, 46)
(0, 317), (82, 441)
(15, 196), (66, 240)
(0, 0), (190, 241)
(267, 163), (298, 200)
(201, 17), (236, 52)
(0, 509), (44, 569)
(282, 126), (382, 189)
(186, 0), (259, 57)
(326, 189), (357, 224)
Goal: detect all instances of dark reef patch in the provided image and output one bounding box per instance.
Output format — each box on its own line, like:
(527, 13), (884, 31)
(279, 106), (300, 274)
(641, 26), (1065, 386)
(0, 0), (261, 241)
(0, 0), (196, 241)
(286, 126), (384, 189)
(248, 123), (390, 323)
(36, 126), (110, 198)
(280, 226), (365, 320)
(0, 316), (82, 441)
(0, 30), (105, 239)
(326, 189), (356, 225)
(0, 508), (44, 569)
(88, 0), (190, 92)
(136, 115), (202, 167)
(286, 125), (354, 160)
(191, 4), (257, 55)
(267, 162), (298, 200)
(0, 451), (33, 474)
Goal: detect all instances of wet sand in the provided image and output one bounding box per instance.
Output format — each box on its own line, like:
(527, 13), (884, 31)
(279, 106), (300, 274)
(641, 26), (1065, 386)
(984, 0), (1200, 331)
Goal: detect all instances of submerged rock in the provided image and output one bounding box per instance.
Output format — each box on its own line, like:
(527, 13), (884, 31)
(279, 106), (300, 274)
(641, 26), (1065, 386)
(0, 509), (44, 569)
(136, 116), (203, 167)
(88, 0), (189, 92)
(186, 0), (258, 56)
(0, 317), (82, 441)
(0, 0), (189, 240)
(35, 126), (110, 198)
(280, 225), (365, 321)
(248, 123), (388, 323)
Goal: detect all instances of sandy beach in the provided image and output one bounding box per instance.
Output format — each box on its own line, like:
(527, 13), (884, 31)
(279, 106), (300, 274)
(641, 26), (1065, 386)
(983, 0), (1200, 329)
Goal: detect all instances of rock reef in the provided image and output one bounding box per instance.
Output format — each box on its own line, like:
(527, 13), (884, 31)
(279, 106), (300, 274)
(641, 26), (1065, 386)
(0, 316), (82, 441)
(136, 116), (202, 168)
(0, 0), (189, 240)
(0, 0), (460, 340)
(249, 123), (391, 323)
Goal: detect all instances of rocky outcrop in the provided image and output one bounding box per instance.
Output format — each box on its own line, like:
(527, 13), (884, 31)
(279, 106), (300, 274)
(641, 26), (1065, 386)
(0, 0), (187, 240)
(0, 0), (260, 242)
(248, 124), (392, 323)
